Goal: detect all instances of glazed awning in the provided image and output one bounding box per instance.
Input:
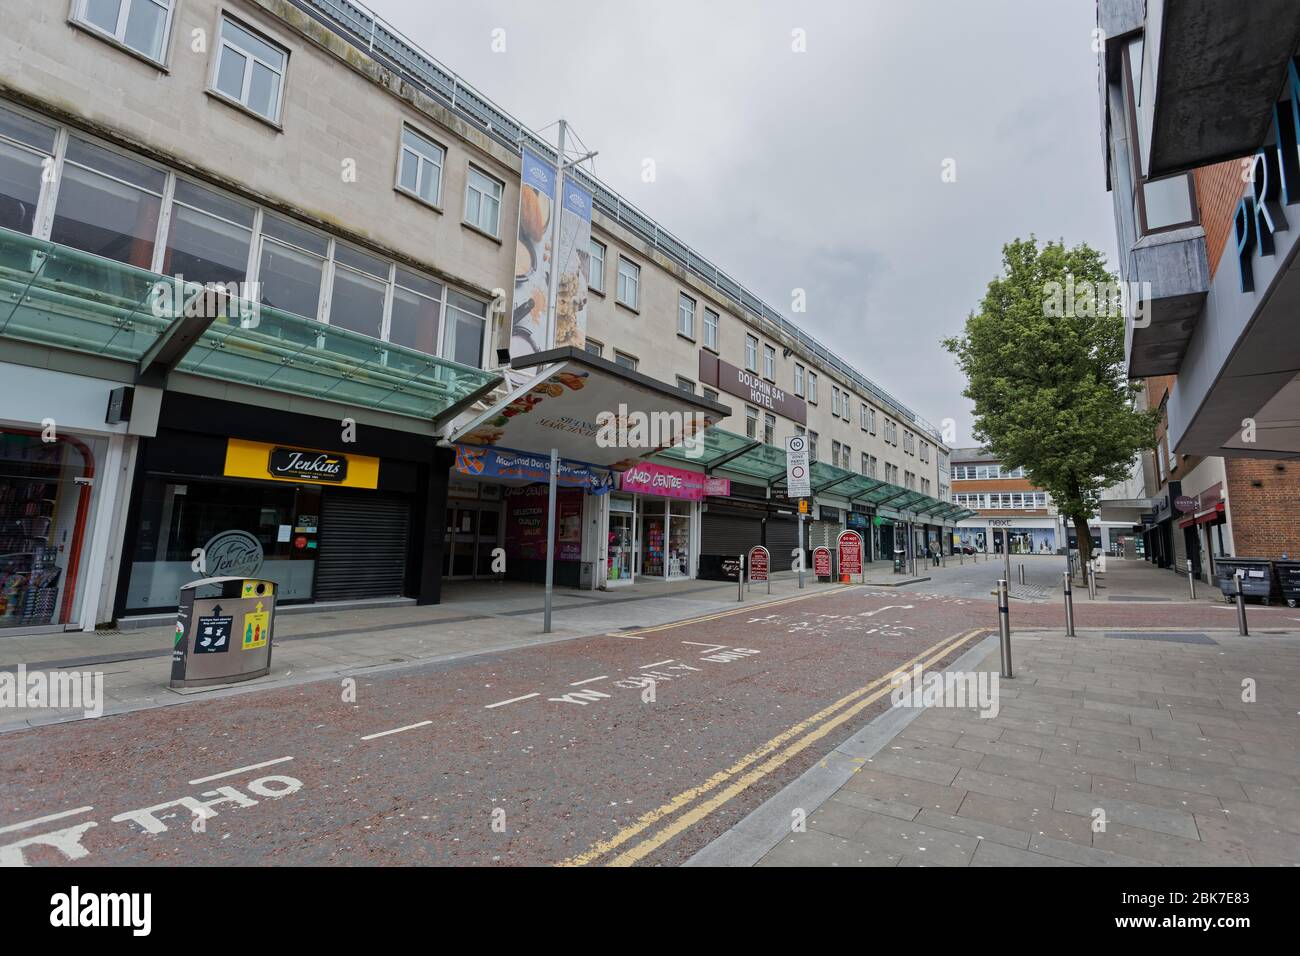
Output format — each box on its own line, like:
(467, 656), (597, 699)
(0, 226), (500, 426)
(447, 347), (732, 469)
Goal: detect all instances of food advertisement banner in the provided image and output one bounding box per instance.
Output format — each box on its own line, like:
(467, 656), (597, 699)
(453, 444), (613, 494)
(510, 147), (590, 362)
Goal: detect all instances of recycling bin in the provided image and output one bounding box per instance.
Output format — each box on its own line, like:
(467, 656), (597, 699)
(170, 577), (277, 688)
(1276, 561), (1300, 609)
(1214, 558), (1277, 605)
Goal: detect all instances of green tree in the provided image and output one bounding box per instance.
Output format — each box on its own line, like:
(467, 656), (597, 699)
(943, 237), (1157, 571)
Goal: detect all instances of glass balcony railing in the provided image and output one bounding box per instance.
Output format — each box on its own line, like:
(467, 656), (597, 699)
(0, 227), (500, 422)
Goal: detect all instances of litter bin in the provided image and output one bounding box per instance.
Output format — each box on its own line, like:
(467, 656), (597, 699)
(1276, 561), (1300, 608)
(1214, 558), (1277, 605)
(170, 577), (277, 688)
(893, 548), (906, 573)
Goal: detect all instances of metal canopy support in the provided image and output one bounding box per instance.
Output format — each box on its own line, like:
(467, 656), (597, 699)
(813, 473), (857, 495)
(705, 437), (762, 474)
(543, 448), (558, 633)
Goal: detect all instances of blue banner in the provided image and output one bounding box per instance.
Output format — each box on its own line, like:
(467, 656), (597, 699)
(454, 445), (613, 494)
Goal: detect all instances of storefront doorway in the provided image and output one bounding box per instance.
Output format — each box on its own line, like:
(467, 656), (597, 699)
(443, 501), (502, 579)
(607, 494), (635, 584)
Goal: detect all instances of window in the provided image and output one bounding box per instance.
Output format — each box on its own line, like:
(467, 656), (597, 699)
(703, 387), (719, 403)
(589, 239), (605, 293)
(922, 478), (931, 495)
(389, 267), (443, 355)
(808, 431), (818, 462)
(50, 136), (166, 268)
(831, 440), (842, 466)
(703, 307), (718, 350)
(397, 126), (444, 207)
(676, 376), (695, 394)
(616, 257), (639, 308)
(832, 386), (840, 416)
(258, 213), (328, 319)
(764, 413), (776, 445)
(920, 442), (930, 463)
(861, 452), (870, 475)
(840, 443), (851, 470)
(584, 339), (603, 357)
(884, 420), (897, 445)
(162, 178), (255, 286)
(614, 351), (637, 371)
(1120, 38), (1197, 235)
(678, 293), (696, 338)
(0, 104), (57, 235)
(329, 243), (389, 339)
(763, 344), (775, 380)
(213, 16), (288, 123)
(74, 0), (175, 63)
(464, 166), (503, 236)
(746, 406), (759, 440)
(807, 372), (818, 404)
(794, 364), (805, 396)
(903, 431), (915, 455)
(840, 390), (850, 419)
(446, 290), (487, 368)
(745, 334), (758, 372)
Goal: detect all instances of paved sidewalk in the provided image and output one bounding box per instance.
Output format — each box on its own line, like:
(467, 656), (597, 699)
(691, 624), (1300, 867)
(0, 572), (851, 733)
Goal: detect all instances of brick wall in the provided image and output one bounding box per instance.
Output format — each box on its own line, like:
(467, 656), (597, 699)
(1195, 159), (1247, 278)
(1225, 459), (1300, 556)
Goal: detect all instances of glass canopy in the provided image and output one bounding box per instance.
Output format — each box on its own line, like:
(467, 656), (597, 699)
(656, 426), (976, 523)
(0, 226), (499, 422)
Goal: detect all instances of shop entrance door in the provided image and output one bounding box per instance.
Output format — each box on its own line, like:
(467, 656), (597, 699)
(444, 504), (502, 579)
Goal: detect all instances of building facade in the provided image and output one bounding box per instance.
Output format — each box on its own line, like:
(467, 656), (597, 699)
(1096, 0), (1300, 581)
(0, 0), (957, 635)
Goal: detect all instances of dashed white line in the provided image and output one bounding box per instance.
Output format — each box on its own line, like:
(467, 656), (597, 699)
(360, 720), (433, 740)
(484, 693), (540, 710)
(188, 757), (294, 786)
(0, 805), (94, 836)
(569, 676), (608, 686)
(639, 659), (675, 669)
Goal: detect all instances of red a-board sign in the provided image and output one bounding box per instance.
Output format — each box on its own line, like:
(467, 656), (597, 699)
(838, 530), (863, 575)
(813, 547), (832, 577)
(748, 546), (770, 582)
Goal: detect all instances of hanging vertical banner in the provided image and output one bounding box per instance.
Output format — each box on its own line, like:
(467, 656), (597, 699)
(510, 147), (590, 363)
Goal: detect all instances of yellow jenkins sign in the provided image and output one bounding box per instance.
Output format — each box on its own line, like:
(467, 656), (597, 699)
(223, 438), (380, 489)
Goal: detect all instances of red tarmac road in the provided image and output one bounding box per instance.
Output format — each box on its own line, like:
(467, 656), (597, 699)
(2, 587), (1294, 866)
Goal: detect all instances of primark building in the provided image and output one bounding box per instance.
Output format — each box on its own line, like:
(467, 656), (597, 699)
(0, 0), (964, 636)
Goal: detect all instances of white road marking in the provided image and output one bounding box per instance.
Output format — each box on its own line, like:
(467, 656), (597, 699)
(0, 805), (94, 836)
(681, 642), (727, 652)
(569, 676), (608, 686)
(188, 757), (294, 786)
(360, 720), (433, 740)
(484, 693), (540, 710)
(639, 659), (675, 669)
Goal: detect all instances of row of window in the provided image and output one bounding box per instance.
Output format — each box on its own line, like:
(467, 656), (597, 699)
(952, 493), (1049, 509)
(0, 99), (488, 366)
(951, 464), (1028, 480)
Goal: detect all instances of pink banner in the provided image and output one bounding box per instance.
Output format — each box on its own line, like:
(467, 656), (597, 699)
(704, 476), (731, 497)
(618, 461), (706, 500)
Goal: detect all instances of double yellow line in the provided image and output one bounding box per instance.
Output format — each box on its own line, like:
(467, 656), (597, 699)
(560, 624), (987, 866)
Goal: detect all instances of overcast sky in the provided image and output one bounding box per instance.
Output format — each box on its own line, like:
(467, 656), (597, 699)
(368, 0), (1116, 449)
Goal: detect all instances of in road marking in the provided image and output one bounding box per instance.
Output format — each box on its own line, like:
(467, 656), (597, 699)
(0, 805), (94, 836)
(558, 626), (984, 867)
(188, 757), (294, 786)
(360, 720), (433, 740)
(484, 692), (540, 710)
(681, 642), (727, 652)
(617, 587), (855, 639)
(569, 676), (608, 686)
(639, 659), (675, 669)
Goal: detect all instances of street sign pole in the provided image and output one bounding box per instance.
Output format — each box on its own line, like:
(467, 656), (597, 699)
(797, 509), (805, 589)
(786, 435), (810, 591)
(543, 447), (558, 633)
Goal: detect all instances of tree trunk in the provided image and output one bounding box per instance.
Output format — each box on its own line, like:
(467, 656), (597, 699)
(1072, 514), (1093, 578)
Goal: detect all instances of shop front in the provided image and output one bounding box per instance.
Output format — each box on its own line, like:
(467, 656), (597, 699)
(118, 394), (449, 618)
(607, 460), (704, 584)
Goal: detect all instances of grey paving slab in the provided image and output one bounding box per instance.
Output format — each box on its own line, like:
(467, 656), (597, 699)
(1053, 788), (1200, 839)
(757, 829), (901, 867)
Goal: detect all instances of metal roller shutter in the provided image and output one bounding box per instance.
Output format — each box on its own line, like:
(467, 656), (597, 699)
(700, 513), (763, 559)
(765, 517), (799, 571)
(314, 491), (410, 601)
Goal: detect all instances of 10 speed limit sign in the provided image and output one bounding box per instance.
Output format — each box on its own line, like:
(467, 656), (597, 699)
(786, 435), (811, 497)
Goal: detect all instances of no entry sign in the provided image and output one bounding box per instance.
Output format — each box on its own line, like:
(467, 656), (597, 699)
(838, 530), (863, 579)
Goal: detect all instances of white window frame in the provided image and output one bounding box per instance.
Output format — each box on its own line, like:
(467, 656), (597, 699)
(676, 375), (695, 394)
(745, 334), (758, 372)
(616, 257), (640, 309)
(794, 363), (805, 396)
(463, 164), (504, 236)
(702, 307), (718, 350)
(589, 239), (605, 294)
(763, 344), (775, 380)
(73, 0), (176, 64)
(585, 338), (603, 357)
(210, 14), (289, 124)
(678, 292), (696, 338)
(807, 372), (818, 404)
(396, 124), (445, 209)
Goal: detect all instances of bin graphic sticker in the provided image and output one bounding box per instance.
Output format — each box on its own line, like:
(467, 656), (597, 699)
(242, 601), (270, 649)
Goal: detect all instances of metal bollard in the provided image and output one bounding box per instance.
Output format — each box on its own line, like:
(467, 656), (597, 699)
(997, 578), (1013, 678)
(1087, 564), (1097, 600)
(737, 554), (745, 603)
(1235, 572), (1248, 636)
(1063, 571), (1075, 636)
(1187, 563), (1196, 601)
(1018, 563), (1026, 585)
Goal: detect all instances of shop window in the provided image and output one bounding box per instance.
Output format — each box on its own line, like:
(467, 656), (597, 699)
(212, 16), (288, 123)
(446, 290), (487, 368)
(0, 103), (56, 235)
(74, 0), (175, 63)
(257, 213), (328, 319)
(389, 267), (443, 354)
(162, 178), (256, 286)
(50, 136), (166, 269)
(328, 243), (389, 339)
(397, 126), (445, 207)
